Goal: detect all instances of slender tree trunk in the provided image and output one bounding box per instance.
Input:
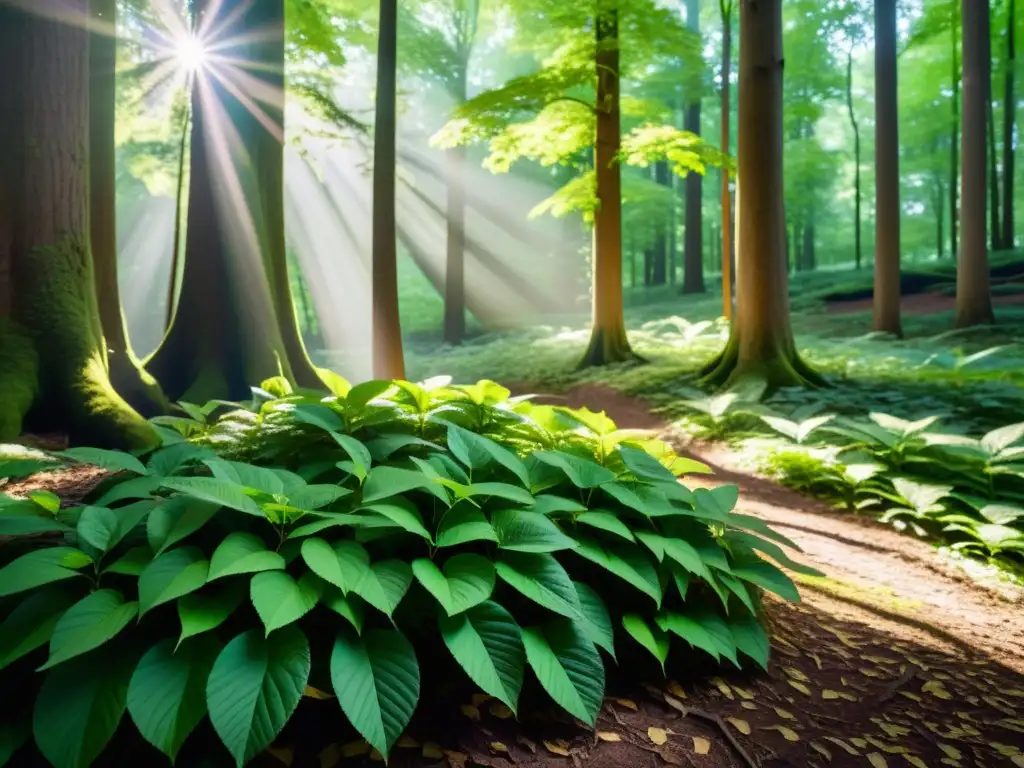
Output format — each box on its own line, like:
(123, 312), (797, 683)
(803, 219), (815, 270)
(986, 12), (1001, 252)
(936, 179), (945, 259)
(874, 0), (902, 336)
(846, 49), (862, 270)
(167, 87), (190, 330)
(720, 0), (734, 318)
(1003, 0), (1016, 248)
(700, 0), (822, 390)
(444, 57), (470, 345)
(957, 0), (996, 327)
(682, 0), (705, 294)
(951, 3), (960, 259)
(579, 6), (639, 367)
(0, 0), (154, 446)
(653, 160), (670, 285)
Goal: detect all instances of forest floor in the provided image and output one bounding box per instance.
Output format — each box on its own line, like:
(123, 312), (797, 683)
(826, 290), (1024, 316)
(6, 388), (1024, 768)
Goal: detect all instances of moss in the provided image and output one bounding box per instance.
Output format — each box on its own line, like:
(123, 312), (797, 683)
(577, 324), (646, 369)
(0, 320), (39, 441)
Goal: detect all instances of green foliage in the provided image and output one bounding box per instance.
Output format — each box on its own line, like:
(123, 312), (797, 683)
(0, 376), (803, 766)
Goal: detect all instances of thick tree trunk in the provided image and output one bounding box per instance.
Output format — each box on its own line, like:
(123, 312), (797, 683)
(846, 49), (862, 270)
(579, 7), (640, 368)
(1002, 0), (1016, 248)
(371, 0), (405, 378)
(720, 0), (734, 317)
(874, 0), (902, 336)
(444, 59), (469, 345)
(681, 0), (705, 294)
(147, 0), (316, 401)
(951, 4), (960, 260)
(985, 14), (1001, 252)
(0, 1), (154, 447)
(700, 0), (822, 391)
(957, 0), (996, 327)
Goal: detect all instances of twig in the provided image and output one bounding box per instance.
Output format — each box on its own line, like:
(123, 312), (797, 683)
(682, 707), (759, 768)
(878, 664), (920, 703)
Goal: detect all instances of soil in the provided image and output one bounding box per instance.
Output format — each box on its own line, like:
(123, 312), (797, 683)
(826, 290), (1024, 316)
(5, 389), (1024, 768)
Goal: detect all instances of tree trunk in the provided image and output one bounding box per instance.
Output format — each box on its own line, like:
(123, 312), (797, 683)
(147, 0), (318, 401)
(700, 0), (822, 391)
(874, 0), (902, 336)
(985, 11), (1001, 252)
(653, 160), (670, 285)
(803, 219), (815, 271)
(957, 0), (996, 327)
(444, 54), (470, 345)
(846, 49), (862, 270)
(951, 3), (960, 260)
(0, 1), (154, 447)
(1002, 0), (1016, 248)
(579, 6), (640, 367)
(720, 0), (734, 318)
(936, 178), (945, 259)
(682, 0), (705, 294)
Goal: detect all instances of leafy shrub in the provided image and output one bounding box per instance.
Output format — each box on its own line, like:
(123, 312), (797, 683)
(0, 376), (806, 767)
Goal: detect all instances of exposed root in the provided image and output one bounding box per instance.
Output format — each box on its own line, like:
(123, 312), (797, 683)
(681, 708), (759, 768)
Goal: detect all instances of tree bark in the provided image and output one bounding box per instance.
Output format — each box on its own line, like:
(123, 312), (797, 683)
(957, 0), (996, 327)
(873, 0), (902, 336)
(444, 47), (472, 344)
(720, 0), (734, 317)
(579, 6), (640, 367)
(950, 3), (960, 260)
(846, 49), (862, 270)
(700, 0), (822, 391)
(0, 1), (154, 447)
(1002, 0), (1016, 248)
(682, 0), (705, 294)
(985, 9), (1001, 252)
(371, 0), (405, 378)
(653, 160), (670, 285)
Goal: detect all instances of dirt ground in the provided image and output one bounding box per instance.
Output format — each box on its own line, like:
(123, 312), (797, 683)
(826, 290), (1024, 316)
(4, 388), (1024, 768)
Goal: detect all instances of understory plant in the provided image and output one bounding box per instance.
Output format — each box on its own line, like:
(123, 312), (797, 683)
(0, 376), (809, 767)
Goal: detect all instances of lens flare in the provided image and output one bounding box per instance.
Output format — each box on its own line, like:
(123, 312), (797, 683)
(176, 35), (207, 72)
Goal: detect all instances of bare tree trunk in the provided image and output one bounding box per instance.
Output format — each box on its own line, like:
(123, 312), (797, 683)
(874, 0), (902, 336)
(720, 0), (734, 318)
(653, 160), (670, 285)
(985, 11), (1001, 252)
(957, 0), (996, 327)
(682, 0), (705, 294)
(1003, 0), (1016, 248)
(951, 3), (960, 260)
(846, 49), (862, 270)
(444, 58), (470, 344)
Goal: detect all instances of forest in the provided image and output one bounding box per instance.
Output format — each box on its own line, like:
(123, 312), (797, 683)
(0, 0), (1023, 765)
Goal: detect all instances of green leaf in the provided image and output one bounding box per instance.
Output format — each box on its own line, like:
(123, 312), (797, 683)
(447, 424), (530, 487)
(128, 636), (219, 761)
(982, 421), (1024, 455)
(573, 582), (615, 660)
(207, 627), (310, 767)
(496, 552), (581, 618)
(33, 644), (135, 768)
(492, 509), (578, 553)
(62, 447), (147, 475)
(332, 433), (372, 481)
(290, 403), (343, 432)
(147, 496), (221, 554)
(637, 532), (712, 581)
(412, 554), (495, 616)
(103, 546), (153, 576)
(462, 482), (535, 505)
(331, 627), (420, 758)
(622, 613), (669, 669)
(571, 536), (662, 604)
(530, 495), (586, 516)
(522, 619), (604, 725)
(146, 443), (214, 478)
(251, 571), (322, 634)
(725, 530), (822, 576)
(360, 500), (432, 540)
(93, 475), (164, 506)
(204, 458), (286, 496)
(575, 511), (635, 541)
(39, 589), (138, 670)
(731, 558), (801, 602)
(288, 484), (351, 510)
(317, 368), (352, 397)
(0, 547), (91, 598)
(715, 572), (757, 614)
(0, 513), (67, 536)
(160, 477), (262, 517)
(728, 612), (770, 671)
(691, 607), (739, 666)
(692, 485), (739, 519)
(353, 560), (413, 617)
(436, 503), (498, 547)
(0, 716), (29, 766)
(287, 512), (367, 539)
(323, 589), (366, 633)
(177, 581), (247, 645)
(138, 547), (210, 616)
(365, 433), (439, 461)
(439, 601), (524, 712)
(534, 451), (616, 488)
(208, 532), (285, 581)
(362, 465), (449, 506)
(618, 446), (677, 483)
(656, 611), (722, 661)
(29, 490), (61, 514)
(300, 538), (371, 593)
(77, 500), (154, 554)
(0, 586), (78, 671)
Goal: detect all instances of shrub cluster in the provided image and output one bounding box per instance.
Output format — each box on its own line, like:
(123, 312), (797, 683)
(0, 376), (805, 767)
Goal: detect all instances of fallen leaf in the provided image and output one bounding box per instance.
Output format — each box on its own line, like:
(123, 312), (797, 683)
(727, 718), (751, 735)
(1013, 756), (1024, 768)
(543, 741), (571, 757)
(614, 698), (638, 711)
(460, 704), (481, 721)
(810, 741), (831, 761)
(657, 746), (684, 766)
(444, 750), (468, 768)
(397, 735), (419, 748)
(839, 691), (858, 702)
(668, 680), (687, 699)
(422, 742), (444, 759)
(267, 746), (293, 766)
(711, 677), (734, 699)
(597, 732), (622, 743)
(807, 652), (823, 670)
(906, 757), (928, 768)
(490, 742), (508, 753)
(860, 668), (885, 679)
(489, 702), (514, 719)
(692, 737), (710, 755)
(822, 736), (860, 756)
(765, 725), (799, 742)
(878, 723), (910, 739)
(866, 753), (887, 768)
(773, 707), (796, 720)
(341, 741), (370, 758)
(863, 735), (907, 754)
(850, 738), (868, 749)
(922, 680), (952, 700)
(663, 693), (687, 714)
(822, 689), (840, 700)
(733, 685), (755, 700)
(784, 666), (809, 682)
(471, 693), (493, 707)
(938, 744), (962, 760)
(648, 727), (669, 745)
(517, 736), (537, 754)
(303, 685), (333, 700)
(741, 701), (757, 711)
(899, 691), (922, 702)
(788, 680), (812, 696)
(992, 742), (1021, 757)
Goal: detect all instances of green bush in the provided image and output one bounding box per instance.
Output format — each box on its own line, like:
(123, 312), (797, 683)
(0, 376), (808, 767)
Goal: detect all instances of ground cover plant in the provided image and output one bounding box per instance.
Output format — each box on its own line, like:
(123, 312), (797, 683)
(0, 377), (808, 767)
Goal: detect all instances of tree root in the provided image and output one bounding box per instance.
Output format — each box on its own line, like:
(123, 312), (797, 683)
(878, 664), (919, 704)
(681, 707), (759, 768)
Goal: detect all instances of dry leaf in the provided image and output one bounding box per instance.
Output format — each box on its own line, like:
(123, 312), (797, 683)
(741, 701), (757, 710)
(773, 707), (796, 720)
(597, 731), (622, 742)
(488, 702), (514, 719)
(727, 717), (751, 735)
(397, 735), (419, 748)
(784, 666), (809, 682)
(711, 677), (734, 699)
(543, 741), (571, 757)
(692, 737), (711, 755)
(663, 693), (687, 714)
(303, 685), (333, 700)
(1012, 756), (1024, 768)
(471, 693), (493, 706)
(810, 741), (831, 761)
(667, 680), (687, 699)
(648, 727), (669, 745)
(444, 750), (469, 768)
(922, 680), (952, 700)
(938, 744), (962, 760)
(823, 736), (860, 756)
(341, 741), (371, 758)
(490, 742), (508, 753)
(267, 746), (293, 767)
(766, 725), (799, 742)
(614, 698), (638, 711)
(517, 736), (537, 754)
(460, 704), (481, 721)
(850, 738), (868, 749)
(657, 746), (684, 766)
(905, 757), (928, 768)
(788, 680), (812, 696)
(733, 685), (755, 700)
(822, 689), (840, 700)
(866, 753), (887, 768)
(422, 742), (444, 759)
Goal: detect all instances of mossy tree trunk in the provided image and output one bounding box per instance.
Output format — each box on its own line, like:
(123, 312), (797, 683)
(873, 0), (902, 336)
(89, 0), (168, 416)
(0, 1), (154, 448)
(147, 0), (320, 401)
(720, 0), (734, 317)
(700, 0), (823, 392)
(956, 0), (996, 327)
(371, 0), (406, 379)
(579, 5), (641, 368)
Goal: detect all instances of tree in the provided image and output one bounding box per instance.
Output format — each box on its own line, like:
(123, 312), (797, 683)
(873, 0), (902, 336)
(1002, 0), (1016, 248)
(985, 3), (1001, 251)
(680, 0), (704, 295)
(371, 0), (406, 379)
(719, 0), (734, 316)
(951, 1), (960, 259)
(0, 0), (154, 447)
(956, 0), (995, 327)
(701, 0), (822, 390)
(147, 0), (323, 401)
